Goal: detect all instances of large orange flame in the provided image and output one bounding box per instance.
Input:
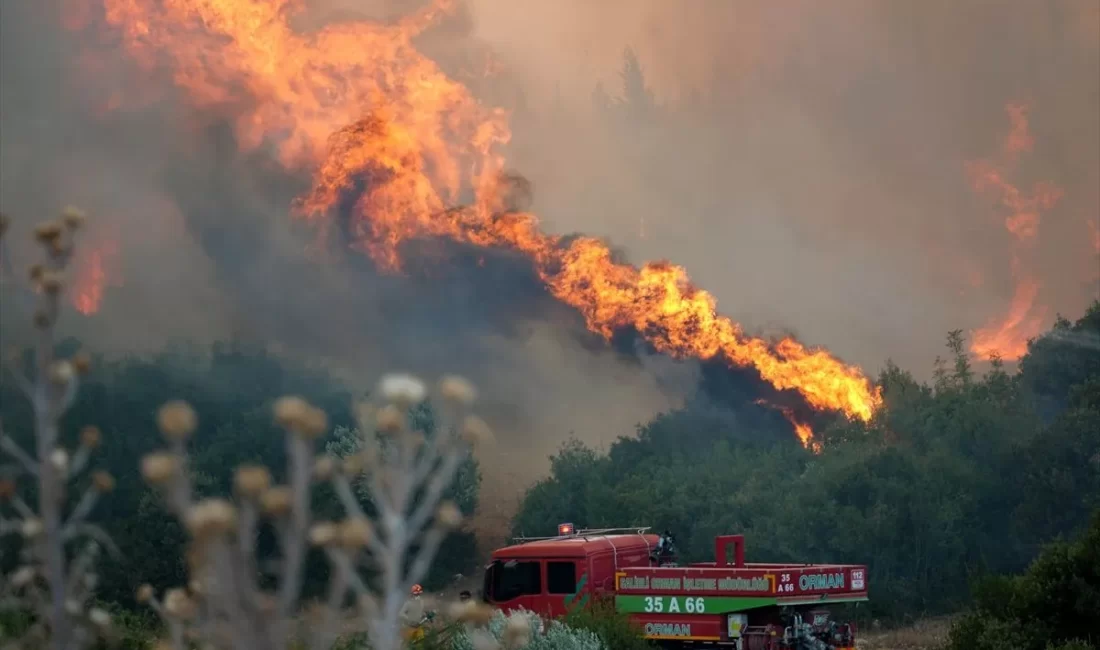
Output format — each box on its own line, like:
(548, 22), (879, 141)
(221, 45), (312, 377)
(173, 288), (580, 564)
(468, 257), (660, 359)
(75, 0), (883, 438)
(965, 103), (1063, 360)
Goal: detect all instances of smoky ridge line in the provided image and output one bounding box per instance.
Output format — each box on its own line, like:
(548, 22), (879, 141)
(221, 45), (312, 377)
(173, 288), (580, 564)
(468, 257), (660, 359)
(153, 117), (813, 444)
(6, 0), (891, 452)
(157, 122), (565, 350)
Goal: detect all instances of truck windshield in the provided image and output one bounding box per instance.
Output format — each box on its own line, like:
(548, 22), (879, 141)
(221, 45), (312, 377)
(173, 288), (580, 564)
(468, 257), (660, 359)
(487, 560), (541, 601)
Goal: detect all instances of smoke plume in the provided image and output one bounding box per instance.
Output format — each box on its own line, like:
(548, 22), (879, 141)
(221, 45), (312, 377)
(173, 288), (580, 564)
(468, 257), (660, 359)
(2, 1), (1098, 520)
(0, 0), (693, 479)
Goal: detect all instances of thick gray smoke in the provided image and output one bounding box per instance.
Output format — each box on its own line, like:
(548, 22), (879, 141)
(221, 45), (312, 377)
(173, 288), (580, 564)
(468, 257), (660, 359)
(451, 0), (1100, 373)
(2, 1), (1098, 533)
(0, 0), (693, 497)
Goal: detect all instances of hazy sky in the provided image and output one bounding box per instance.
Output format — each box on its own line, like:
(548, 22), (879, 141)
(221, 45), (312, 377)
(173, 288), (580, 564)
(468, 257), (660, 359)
(1, 0), (1098, 481)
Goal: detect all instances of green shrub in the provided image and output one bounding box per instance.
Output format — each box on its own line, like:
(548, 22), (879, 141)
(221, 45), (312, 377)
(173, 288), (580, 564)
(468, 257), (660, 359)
(326, 611), (608, 650)
(91, 607), (161, 650)
(1046, 641), (1096, 650)
(450, 610), (604, 650)
(947, 510), (1100, 650)
(0, 609), (34, 642)
(562, 599), (655, 650)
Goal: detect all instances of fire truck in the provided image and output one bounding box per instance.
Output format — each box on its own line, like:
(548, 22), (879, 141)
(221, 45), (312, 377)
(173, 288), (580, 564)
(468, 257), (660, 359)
(481, 525), (866, 649)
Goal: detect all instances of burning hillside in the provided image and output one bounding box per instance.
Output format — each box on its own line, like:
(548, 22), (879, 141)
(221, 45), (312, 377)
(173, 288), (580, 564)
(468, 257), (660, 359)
(70, 234), (123, 315)
(965, 104), (1065, 360)
(62, 0), (884, 444)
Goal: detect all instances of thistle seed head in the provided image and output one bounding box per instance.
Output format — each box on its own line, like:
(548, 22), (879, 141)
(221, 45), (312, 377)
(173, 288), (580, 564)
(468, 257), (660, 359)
(92, 470), (115, 493)
(260, 486), (293, 517)
(11, 566), (36, 588)
(157, 400), (197, 441)
(379, 373), (427, 405)
(49, 360), (74, 385)
(313, 455), (336, 481)
(337, 517), (373, 549)
(163, 588), (196, 620)
(72, 351), (92, 375)
(185, 499), (238, 540)
(341, 449), (375, 475)
(439, 375), (477, 405)
(273, 396), (328, 439)
(135, 584), (155, 604)
(49, 448), (69, 474)
(61, 206), (87, 230)
(88, 608), (111, 628)
(22, 518), (44, 539)
(309, 522), (338, 547)
(461, 415), (494, 447)
(233, 465), (272, 498)
(34, 221), (63, 244)
(80, 425), (102, 449)
(435, 501), (463, 530)
(375, 404), (405, 434)
(140, 453), (179, 486)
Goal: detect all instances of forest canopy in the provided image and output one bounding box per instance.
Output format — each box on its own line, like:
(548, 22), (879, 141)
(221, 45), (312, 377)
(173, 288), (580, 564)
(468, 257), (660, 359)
(0, 341), (481, 607)
(512, 300), (1100, 619)
(1, 300), (1096, 624)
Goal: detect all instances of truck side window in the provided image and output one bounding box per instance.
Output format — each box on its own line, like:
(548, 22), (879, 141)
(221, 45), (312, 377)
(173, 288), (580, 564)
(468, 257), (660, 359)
(492, 561), (542, 600)
(547, 562), (577, 594)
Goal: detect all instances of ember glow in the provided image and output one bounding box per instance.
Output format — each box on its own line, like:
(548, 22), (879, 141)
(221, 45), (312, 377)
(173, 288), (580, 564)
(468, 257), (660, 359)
(72, 249), (106, 315)
(965, 103), (1064, 360)
(71, 239), (122, 315)
(75, 0), (885, 441)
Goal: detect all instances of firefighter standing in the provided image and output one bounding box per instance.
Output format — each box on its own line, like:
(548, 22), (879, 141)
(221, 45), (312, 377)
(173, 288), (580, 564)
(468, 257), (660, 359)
(400, 584), (427, 642)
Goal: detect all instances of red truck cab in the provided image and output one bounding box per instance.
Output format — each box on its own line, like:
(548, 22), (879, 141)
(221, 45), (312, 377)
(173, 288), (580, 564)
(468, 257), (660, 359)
(483, 526), (658, 618)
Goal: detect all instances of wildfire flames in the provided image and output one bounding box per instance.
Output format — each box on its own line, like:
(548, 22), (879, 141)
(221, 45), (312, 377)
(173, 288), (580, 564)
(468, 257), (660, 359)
(71, 238), (122, 315)
(72, 248), (107, 315)
(68, 0), (885, 443)
(965, 104), (1064, 360)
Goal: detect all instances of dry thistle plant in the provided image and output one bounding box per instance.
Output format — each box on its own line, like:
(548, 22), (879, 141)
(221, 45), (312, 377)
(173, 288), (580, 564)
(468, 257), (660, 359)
(0, 208), (118, 650)
(134, 373), (496, 650)
(0, 208), (509, 650)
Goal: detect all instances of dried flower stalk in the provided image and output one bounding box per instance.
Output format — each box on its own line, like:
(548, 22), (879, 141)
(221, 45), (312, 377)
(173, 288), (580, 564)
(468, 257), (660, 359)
(0, 207), (510, 650)
(0, 208), (116, 650)
(135, 374), (492, 650)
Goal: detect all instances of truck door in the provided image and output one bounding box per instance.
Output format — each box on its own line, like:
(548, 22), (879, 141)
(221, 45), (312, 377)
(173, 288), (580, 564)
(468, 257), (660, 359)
(545, 559), (582, 618)
(485, 559), (543, 614)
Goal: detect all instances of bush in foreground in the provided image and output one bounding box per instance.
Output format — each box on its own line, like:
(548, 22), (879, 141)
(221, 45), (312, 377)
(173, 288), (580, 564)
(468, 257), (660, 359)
(562, 599), (655, 650)
(946, 510), (1100, 650)
(451, 609), (603, 650)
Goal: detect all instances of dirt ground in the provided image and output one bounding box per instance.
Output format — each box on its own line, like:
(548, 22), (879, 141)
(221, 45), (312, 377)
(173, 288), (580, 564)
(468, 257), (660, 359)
(857, 617), (953, 650)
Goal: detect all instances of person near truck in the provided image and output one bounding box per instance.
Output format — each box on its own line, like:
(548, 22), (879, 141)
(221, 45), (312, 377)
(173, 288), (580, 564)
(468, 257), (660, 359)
(400, 584), (428, 641)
